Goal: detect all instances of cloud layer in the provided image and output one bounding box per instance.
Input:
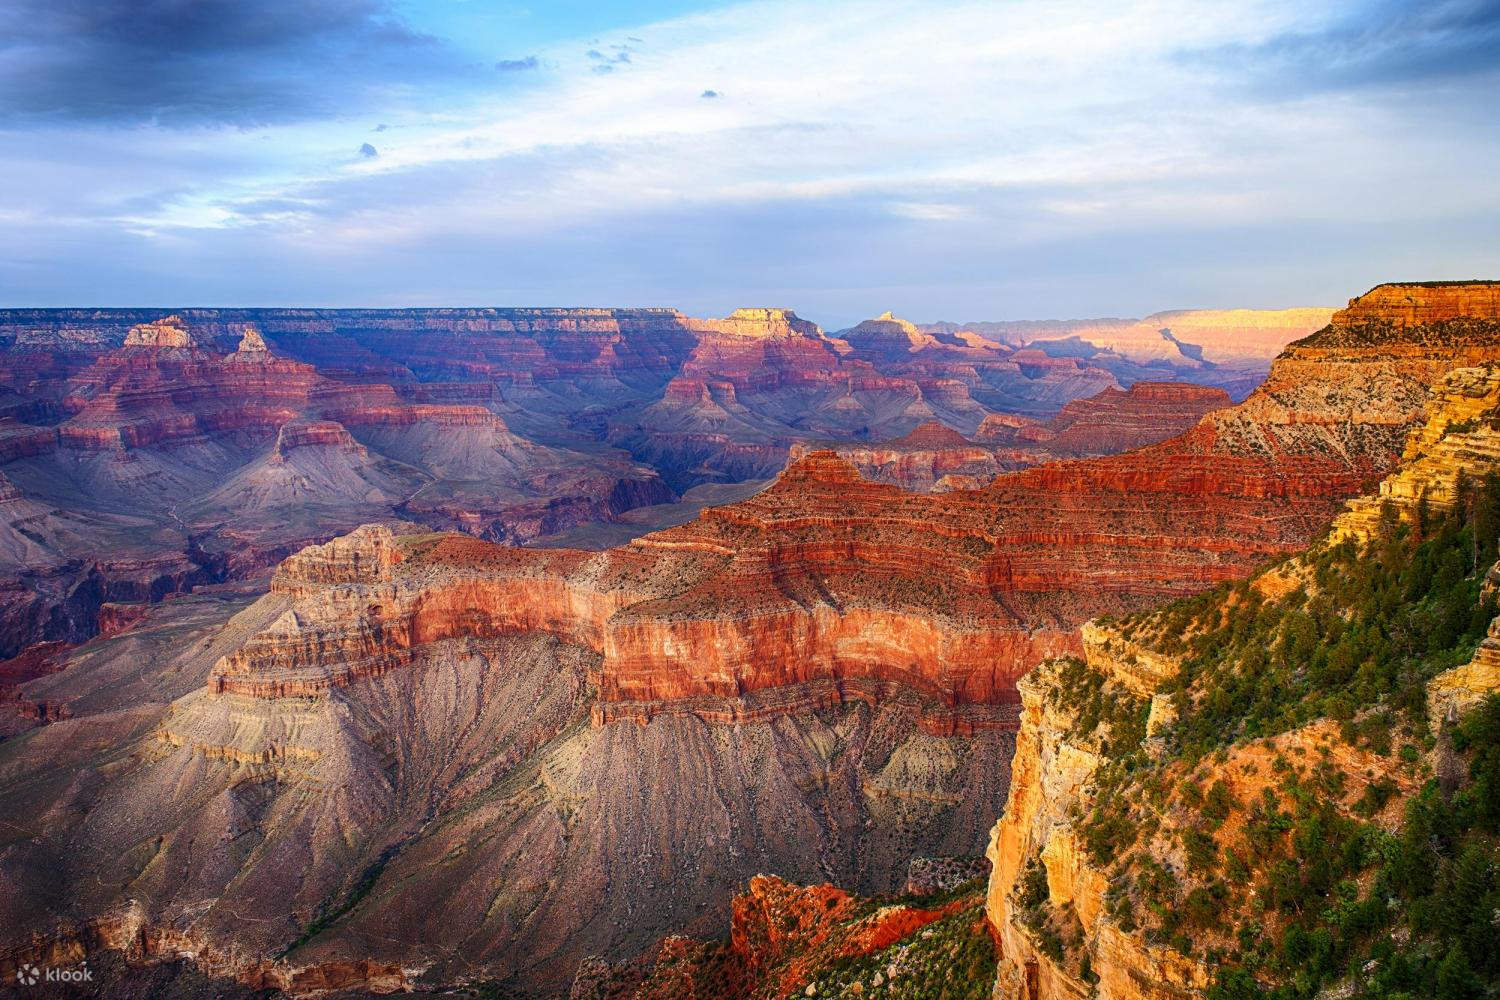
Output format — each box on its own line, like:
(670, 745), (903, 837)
(0, 0), (465, 125)
(1, 0), (1496, 324)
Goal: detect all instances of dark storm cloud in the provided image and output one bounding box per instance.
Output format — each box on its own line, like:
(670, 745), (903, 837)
(1186, 0), (1500, 93)
(0, 0), (456, 125)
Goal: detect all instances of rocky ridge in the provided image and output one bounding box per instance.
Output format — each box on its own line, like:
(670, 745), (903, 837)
(0, 584), (1014, 992)
(570, 873), (997, 1000)
(800, 382), (1232, 491)
(0, 301), (1336, 658)
(0, 322), (671, 657)
(983, 353), (1500, 998)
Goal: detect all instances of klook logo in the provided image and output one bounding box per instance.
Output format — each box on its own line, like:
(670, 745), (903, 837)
(14, 961), (92, 986)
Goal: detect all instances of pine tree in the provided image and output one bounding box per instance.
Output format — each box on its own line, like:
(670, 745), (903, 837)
(1475, 471), (1500, 566)
(1435, 944), (1482, 1000)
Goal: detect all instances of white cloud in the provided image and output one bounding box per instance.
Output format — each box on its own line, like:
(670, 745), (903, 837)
(1, 0), (1497, 319)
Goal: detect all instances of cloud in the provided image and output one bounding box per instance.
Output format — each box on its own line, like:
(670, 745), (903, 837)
(701, 89), (720, 98)
(0, 0), (456, 125)
(1183, 0), (1500, 93)
(495, 56), (540, 71)
(889, 201), (964, 221)
(359, 143), (379, 158)
(586, 42), (635, 73)
(2, 0), (1498, 322)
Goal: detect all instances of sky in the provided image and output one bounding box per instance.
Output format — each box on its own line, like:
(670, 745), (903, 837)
(0, 0), (1497, 327)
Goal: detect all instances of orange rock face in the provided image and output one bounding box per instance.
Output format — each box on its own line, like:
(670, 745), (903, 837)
(1040, 380), (1230, 454)
(1331, 280), (1500, 327)
(576, 874), (993, 1000)
(810, 382), (1232, 491)
(203, 283), (1500, 729)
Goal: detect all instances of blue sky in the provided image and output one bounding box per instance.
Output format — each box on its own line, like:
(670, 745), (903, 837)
(0, 0), (1497, 326)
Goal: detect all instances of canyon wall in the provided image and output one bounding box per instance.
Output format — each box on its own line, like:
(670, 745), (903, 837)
(920, 306), (1336, 367)
(983, 350), (1500, 999)
(169, 283), (1500, 740)
(0, 584), (1014, 993)
(0, 302), (1300, 658)
(802, 382), (1233, 491)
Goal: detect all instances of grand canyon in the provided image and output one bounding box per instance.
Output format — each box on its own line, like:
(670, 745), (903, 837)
(5, 2), (1499, 997)
(1, 281), (1498, 1000)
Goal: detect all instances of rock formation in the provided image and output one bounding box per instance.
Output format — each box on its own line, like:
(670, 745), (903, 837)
(803, 382), (1232, 491)
(983, 354), (1500, 998)
(0, 283), (1494, 996)
(788, 421), (1030, 492)
(1038, 381), (1230, 455)
(0, 316), (672, 656)
(572, 873), (997, 1000)
(0, 579), (1014, 992)
(122, 314), (198, 350)
(921, 306), (1336, 368)
(0, 301), (1332, 657)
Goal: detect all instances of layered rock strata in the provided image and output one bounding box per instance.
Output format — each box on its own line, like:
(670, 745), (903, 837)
(803, 382), (1232, 491)
(982, 349), (1500, 998)
(194, 284), (1500, 741)
(0, 323), (670, 656)
(0, 283), (1496, 997)
(0, 586), (1013, 992)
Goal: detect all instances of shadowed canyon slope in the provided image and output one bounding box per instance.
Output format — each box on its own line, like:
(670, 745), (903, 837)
(0, 283), (1495, 996)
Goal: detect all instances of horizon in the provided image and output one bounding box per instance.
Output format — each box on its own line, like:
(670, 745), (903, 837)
(0, 298), (1351, 331)
(3, 0), (1498, 326)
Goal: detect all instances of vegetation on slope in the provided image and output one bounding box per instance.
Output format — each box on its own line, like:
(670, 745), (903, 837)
(581, 878), (997, 1000)
(801, 895), (998, 1000)
(1060, 475), (1500, 1000)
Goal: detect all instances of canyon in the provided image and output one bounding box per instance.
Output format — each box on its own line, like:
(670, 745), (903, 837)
(0, 283), (1495, 997)
(0, 305), (1326, 660)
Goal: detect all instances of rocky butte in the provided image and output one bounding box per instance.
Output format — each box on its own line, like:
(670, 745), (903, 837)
(0, 283), (1492, 996)
(800, 382), (1232, 491)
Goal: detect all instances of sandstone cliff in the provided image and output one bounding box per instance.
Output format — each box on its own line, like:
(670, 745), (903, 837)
(800, 383), (1233, 492)
(983, 353), (1500, 999)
